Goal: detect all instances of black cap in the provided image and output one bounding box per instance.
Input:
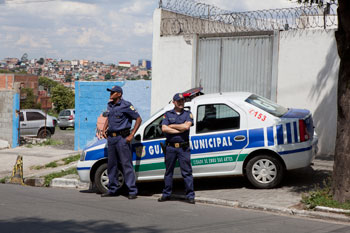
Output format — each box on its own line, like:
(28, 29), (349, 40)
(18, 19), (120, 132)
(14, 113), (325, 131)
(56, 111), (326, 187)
(173, 93), (184, 101)
(107, 86), (123, 94)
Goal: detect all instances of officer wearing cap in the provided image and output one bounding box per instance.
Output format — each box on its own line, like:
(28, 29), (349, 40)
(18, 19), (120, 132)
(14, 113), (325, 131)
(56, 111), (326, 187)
(158, 93), (195, 204)
(101, 86), (142, 199)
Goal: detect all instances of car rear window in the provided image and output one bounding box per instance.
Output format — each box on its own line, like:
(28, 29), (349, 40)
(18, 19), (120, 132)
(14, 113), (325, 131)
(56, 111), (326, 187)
(245, 94), (288, 117)
(59, 110), (71, 116)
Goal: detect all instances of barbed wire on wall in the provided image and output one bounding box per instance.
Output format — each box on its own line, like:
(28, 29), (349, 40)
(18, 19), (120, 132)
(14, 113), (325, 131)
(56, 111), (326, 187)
(159, 0), (338, 35)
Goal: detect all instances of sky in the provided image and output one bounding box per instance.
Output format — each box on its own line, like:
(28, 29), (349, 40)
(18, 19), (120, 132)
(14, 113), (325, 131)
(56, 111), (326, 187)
(0, 0), (299, 64)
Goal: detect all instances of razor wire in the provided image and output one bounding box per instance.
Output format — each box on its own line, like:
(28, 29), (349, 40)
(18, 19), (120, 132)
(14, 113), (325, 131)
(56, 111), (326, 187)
(159, 0), (338, 35)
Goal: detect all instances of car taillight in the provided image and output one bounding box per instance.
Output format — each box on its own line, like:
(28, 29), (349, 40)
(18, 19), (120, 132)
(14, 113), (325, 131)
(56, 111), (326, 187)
(299, 119), (309, 142)
(69, 115), (73, 120)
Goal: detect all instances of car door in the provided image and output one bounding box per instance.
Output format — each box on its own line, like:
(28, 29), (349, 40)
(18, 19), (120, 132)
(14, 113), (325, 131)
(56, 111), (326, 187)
(190, 100), (248, 175)
(132, 110), (167, 180)
(25, 111), (46, 136)
(19, 112), (30, 136)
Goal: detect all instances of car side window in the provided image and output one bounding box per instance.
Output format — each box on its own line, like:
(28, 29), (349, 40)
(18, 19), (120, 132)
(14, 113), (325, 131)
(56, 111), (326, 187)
(26, 112), (45, 121)
(143, 115), (165, 141)
(196, 104), (240, 134)
(19, 112), (24, 122)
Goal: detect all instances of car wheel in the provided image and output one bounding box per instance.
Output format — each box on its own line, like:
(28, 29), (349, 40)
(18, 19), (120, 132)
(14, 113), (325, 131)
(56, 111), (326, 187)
(37, 129), (52, 138)
(94, 163), (125, 194)
(60, 127), (66, 130)
(246, 154), (284, 189)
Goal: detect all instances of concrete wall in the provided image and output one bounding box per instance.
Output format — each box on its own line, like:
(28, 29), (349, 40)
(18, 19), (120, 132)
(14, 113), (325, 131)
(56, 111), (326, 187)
(152, 8), (339, 156)
(75, 80), (151, 150)
(277, 29), (339, 156)
(0, 85), (19, 148)
(151, 8), (196, 114)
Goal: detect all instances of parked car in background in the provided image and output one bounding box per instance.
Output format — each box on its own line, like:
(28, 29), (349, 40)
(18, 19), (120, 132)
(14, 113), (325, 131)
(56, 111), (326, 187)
(20, 109), (56, 138)
(78, 89), (318, 193)
(58, 109), (75, 130)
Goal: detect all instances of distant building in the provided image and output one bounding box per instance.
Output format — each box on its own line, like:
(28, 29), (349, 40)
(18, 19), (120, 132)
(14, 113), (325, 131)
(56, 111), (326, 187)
(118, 61), (131, 68)
(138, 59), (151, 69)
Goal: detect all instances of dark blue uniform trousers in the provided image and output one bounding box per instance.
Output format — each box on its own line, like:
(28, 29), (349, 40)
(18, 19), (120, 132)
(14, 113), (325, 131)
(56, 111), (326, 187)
(163, 146), (195, 199)
(107, 136), (137, 195)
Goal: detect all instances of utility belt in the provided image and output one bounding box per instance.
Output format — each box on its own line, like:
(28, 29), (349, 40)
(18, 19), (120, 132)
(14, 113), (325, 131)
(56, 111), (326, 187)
(166, 141), (190, 149)
(108, 128), (130, 138)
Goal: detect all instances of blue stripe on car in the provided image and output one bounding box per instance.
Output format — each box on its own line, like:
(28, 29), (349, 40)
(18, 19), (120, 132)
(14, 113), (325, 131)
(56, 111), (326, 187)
(277, 125), (284, 145)
(77, 167), (91, 170)
(267, 126), (274, 146)
(293, 121), (298, 143)
(286, 123), (292, 144)
(247, 128), (264, 148)
(279, 146), (312, 155)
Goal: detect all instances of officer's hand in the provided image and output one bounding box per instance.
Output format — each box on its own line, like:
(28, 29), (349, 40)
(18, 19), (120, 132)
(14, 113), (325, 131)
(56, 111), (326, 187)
(125, 134), (133, 143)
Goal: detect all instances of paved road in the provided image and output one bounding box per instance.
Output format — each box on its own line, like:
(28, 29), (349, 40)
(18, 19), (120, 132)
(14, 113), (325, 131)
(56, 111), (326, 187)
(51, 127), (75, 150)
(0, 184), (348, 233)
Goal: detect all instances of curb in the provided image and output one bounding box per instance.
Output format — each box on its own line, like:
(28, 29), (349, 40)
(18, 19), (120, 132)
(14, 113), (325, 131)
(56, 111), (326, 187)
(153, 193), (350, 223)
(50, 178), (89, 189)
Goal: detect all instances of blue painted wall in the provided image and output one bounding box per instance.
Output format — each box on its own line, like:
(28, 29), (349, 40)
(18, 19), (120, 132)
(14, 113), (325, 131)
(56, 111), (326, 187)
(12, 93), (19, 148)
(74, 80), (151, 150)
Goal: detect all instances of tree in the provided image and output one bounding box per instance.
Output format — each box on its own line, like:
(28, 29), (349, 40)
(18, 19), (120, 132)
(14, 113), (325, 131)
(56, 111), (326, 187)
(332, 0), (350, 203)
(105, 73), (111, 80)
(39, 76), (58, 96)
(51, 84), (75, 113)
(20, 88), (41, 109)
(65, 74), (73, 83)
(295, 0), (350, 202)
(36, 57), (44, 65)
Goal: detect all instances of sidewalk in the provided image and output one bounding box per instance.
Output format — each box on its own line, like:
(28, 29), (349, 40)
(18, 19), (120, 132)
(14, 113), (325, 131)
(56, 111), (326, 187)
(1, 145), (347, 223)
(0, 145), (80, 178)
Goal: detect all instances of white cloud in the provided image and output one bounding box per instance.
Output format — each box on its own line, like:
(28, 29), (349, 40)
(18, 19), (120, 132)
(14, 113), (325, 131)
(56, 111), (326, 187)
(133, 19), (153, 36)
(0, 0), (307, 63)
(119, 0), (153, 14)
(15, 34), (51, 48)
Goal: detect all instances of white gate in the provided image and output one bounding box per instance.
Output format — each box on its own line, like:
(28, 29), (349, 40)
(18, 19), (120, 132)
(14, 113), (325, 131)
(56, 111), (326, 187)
(196, 32), (279, 100)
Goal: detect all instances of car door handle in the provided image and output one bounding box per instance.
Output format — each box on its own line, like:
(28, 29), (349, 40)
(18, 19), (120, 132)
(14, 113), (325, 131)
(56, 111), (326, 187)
(234, 135), (246, 141)
(21, 123), (26, 126)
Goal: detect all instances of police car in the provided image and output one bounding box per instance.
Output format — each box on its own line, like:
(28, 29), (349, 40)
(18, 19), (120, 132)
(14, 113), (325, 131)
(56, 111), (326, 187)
(77, 90), (317, 193)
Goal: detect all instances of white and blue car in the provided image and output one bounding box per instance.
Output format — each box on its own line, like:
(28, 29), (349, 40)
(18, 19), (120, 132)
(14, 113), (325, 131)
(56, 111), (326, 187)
(77, 91), (318, 193)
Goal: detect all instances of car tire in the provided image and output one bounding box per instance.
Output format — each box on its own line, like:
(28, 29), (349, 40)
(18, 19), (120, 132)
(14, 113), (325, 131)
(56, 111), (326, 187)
(60, 127), (66, 130)
(246, 154), (284, 189)
(37, 129), (52, 138)
(94, 163), (125, 194)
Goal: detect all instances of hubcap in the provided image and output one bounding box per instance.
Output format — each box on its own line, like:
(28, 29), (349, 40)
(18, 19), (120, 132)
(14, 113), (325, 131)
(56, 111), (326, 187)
(101, 169), (124, 190)
(252, 159), (277, 184)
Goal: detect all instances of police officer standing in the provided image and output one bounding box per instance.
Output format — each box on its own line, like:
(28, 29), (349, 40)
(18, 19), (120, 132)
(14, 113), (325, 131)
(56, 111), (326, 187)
(101, 86), (142, 199)
(158, 93), (195, 204)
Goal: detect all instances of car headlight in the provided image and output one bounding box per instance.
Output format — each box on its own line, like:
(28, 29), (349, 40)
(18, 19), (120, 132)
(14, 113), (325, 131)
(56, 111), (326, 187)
(80, 151), (86, 161)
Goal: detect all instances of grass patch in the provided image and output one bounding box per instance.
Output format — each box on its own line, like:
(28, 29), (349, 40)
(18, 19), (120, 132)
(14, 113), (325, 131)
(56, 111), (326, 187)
(43, 167), (78, 187)
(0, 176), (9, 184)
(302, 178), (350, 210)
(45, 161), (58, 168)
(62, 154), (80, 165)
(37, 139), (63, 146)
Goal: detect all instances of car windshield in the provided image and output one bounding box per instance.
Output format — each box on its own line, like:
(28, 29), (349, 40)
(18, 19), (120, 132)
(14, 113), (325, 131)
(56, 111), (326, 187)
(245, 94), (288, 117)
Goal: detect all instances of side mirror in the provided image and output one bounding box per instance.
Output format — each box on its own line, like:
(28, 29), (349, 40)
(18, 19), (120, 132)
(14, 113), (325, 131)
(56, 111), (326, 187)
(134, 134), (141, 141)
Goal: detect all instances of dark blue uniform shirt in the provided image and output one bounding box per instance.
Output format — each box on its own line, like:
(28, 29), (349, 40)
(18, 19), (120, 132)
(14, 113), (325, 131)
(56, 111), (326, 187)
(162, 109), (193, 143)
(107, 99), (140, 132)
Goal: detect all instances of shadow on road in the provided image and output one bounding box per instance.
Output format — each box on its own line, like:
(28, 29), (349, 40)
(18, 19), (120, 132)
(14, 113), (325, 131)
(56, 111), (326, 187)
(0, 218), (161, 233)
